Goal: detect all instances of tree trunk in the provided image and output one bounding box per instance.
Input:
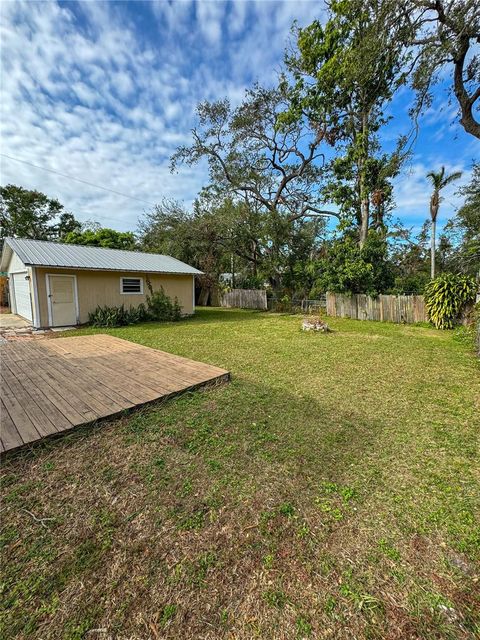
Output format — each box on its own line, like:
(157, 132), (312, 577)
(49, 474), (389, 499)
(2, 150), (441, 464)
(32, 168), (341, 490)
(198, 287), (210, 306)
(360, 198), (369, 247)
(359, 110), (369, 248)
(431, 218), (436, 279)
(231, 253), (235, 289)
(251, 240), (258, 277)
(451, 31), (480, 139)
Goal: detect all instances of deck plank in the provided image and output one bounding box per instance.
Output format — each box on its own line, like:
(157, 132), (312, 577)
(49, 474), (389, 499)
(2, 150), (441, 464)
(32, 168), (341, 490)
(0, 334), (229, 453)
(45, 356), (126, 415)
(1, 367), (60, 437)
(3, 359), (72, 432)
(37, 361), (100, 422)
(39, 354), (137, 409)
(12, 359), (86, 426)
(1, 378), (42, 444)
(0, 400), (24, 450)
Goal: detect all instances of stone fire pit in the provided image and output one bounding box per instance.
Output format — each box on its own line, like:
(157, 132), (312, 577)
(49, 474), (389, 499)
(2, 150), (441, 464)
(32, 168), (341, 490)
(302, 316), (330, 332)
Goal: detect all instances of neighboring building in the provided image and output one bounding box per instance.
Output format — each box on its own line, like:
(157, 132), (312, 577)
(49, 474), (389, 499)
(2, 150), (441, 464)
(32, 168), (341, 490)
(0, 238), (202, 328)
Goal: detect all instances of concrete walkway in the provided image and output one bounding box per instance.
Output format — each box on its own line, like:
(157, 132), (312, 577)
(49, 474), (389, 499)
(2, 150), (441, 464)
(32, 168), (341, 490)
(0, 313), (78, 342)
(0, 314), (33, 341)
(0, 313), (32, 331)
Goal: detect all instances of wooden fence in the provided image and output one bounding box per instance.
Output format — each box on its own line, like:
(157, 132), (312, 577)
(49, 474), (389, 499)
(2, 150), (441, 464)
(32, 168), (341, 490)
(326, 293), (427, 324)
(220, 289), (268, 310)
(0, 275), (9, 308)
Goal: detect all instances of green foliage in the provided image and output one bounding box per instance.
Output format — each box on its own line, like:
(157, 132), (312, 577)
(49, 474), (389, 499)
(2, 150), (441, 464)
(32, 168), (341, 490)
(146, 288), (182, 321)
(63, 227), (136, 250)
(0, 184), (81, 244)
(314, 231), (394, 296)
(285, 1), (410, 242)
(88, 304), (149, 328)
(424, 273), (477, 329)
(391, 273), (430, 295)
(88, 288), (181, 327)
(160, 604), (177, 628)
(444, 164), (480, 275)
(263, 589), (288, 609)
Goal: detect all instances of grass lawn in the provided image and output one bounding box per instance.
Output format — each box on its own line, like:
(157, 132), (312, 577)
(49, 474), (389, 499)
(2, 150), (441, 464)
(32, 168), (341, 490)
(1, 309), (479, 639)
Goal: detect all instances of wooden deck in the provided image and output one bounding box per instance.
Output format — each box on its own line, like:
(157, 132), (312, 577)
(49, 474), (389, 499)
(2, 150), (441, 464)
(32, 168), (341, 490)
(0, 334), (229, 453)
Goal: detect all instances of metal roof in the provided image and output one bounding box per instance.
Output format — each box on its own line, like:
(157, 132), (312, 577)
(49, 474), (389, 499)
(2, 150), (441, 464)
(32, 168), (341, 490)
(1, 238), (202, 275)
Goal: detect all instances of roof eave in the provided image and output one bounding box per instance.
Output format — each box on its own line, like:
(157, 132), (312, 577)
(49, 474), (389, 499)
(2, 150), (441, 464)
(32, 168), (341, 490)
(18, 263), (203, 275)
(0, 241), (13, 272)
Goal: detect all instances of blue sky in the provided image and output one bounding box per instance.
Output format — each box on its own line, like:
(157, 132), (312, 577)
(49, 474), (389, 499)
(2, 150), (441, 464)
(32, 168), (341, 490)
(1, 0), (478, 235)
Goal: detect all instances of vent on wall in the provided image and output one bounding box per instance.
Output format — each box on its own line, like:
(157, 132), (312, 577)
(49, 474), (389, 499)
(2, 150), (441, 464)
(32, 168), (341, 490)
(120, 277), (143, 294)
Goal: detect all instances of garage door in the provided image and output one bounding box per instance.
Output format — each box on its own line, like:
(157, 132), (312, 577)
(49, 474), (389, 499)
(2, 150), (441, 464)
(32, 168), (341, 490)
(12, 272), (32, 321)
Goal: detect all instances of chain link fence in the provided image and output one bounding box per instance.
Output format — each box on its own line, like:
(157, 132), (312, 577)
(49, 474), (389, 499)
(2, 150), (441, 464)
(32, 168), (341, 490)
(267, 296), (327, 314)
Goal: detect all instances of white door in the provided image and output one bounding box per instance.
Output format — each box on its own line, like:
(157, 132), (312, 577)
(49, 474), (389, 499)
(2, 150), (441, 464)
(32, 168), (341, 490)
(48, 275), (77, 326)
(12, 272), (32, 321)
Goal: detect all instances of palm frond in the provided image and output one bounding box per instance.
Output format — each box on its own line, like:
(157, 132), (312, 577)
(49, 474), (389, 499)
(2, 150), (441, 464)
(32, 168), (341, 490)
(426, 169), (443, 188)
(441, 171), (463, 187)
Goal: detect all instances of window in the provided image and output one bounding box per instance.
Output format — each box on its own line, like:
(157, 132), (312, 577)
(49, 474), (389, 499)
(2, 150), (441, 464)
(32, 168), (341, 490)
(120, 277), (143, 294)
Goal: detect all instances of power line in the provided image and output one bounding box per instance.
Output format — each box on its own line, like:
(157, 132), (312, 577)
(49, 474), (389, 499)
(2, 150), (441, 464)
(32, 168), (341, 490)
(0, 153), (156, 207)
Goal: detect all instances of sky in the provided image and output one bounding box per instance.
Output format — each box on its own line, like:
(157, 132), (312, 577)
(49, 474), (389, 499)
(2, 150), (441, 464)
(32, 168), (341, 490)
(1, 0), (478, 235)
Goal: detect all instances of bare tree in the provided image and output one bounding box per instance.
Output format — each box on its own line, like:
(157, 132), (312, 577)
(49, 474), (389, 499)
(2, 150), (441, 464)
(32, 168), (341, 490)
(171, 85), (339, 223)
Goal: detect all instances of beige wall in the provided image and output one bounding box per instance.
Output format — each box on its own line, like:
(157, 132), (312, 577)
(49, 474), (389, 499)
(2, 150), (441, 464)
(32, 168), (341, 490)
(35, 268), (194, 327)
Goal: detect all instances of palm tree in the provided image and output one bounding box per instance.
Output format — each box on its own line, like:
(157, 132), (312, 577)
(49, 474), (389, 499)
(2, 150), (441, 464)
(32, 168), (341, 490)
(426, 166), (462, 278)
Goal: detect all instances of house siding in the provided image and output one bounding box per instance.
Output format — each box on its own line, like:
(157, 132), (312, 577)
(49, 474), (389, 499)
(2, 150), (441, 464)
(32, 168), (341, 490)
(7, 252), (27, 273)
(34, 267), (194, 327)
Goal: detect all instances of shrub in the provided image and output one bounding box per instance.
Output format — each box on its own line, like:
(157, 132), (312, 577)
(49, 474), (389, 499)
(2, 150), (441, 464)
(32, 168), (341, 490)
(314, 231), (394, 297)
(127, 303), (150, 324)
(424, 273), (477, 329)
(146, 288), (182, 321)
(88, 304), (146, 328)
(88, 289), (182, 327)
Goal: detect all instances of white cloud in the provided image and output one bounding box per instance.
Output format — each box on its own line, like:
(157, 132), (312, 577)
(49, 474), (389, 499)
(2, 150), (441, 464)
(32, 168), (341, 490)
(195, 1), (225, 46)
(393, 160), (472, 232)
(0, 0), (473, 236)
(1, 0), (324, 232)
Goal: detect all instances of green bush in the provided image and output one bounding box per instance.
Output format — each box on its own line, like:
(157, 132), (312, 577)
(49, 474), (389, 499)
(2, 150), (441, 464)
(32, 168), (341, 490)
(146, 288), (182, 321)
(314, 231), (394, 297)
(390, 272), (430, 295)
(88, 304), (148, 328)
(88, 288), (182, 327)
(424, 273), (477, 329)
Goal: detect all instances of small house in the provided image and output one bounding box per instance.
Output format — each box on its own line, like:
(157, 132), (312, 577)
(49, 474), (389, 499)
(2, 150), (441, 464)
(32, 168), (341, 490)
(0, 238), (202, 328)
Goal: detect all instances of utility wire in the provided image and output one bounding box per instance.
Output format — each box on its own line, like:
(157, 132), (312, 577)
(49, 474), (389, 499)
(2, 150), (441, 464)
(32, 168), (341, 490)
(0, 153), (156, 207)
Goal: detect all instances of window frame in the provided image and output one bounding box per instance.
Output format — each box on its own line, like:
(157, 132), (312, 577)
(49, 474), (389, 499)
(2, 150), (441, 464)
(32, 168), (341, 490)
(120, 276), (144, 295)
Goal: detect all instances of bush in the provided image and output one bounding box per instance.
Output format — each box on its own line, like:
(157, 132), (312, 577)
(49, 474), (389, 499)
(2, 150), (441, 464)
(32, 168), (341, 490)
(390, 272), (430, 295)
(146, 288), (182, 321)
(88, 304), (148, 328)
(424, 273), (477, 329)
(314, 231), (394, 297)
(88, 288), (182, 327)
